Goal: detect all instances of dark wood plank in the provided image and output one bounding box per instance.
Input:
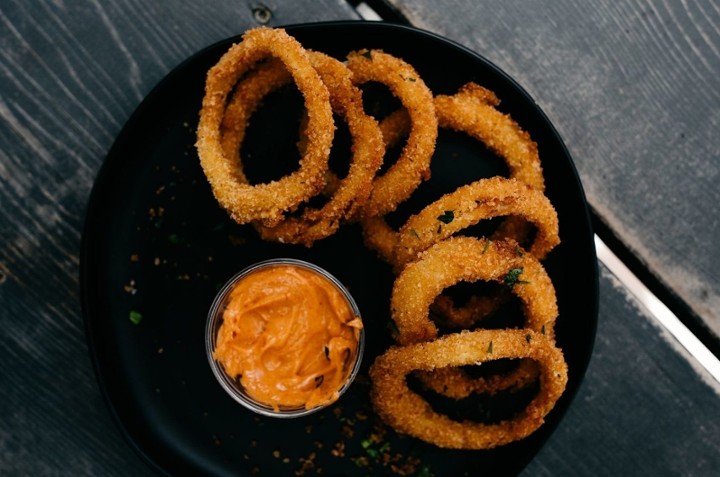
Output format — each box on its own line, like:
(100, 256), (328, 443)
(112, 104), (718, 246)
(523, 265), (720, 476)
(0, 1), (359, 475)
(387, 0), (720, 337)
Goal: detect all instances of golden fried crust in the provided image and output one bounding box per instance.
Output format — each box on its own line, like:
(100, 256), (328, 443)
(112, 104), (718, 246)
(391, 236), (558, 346)
(394, 176), (560, 268)
(221, 58), (292, 184)
(434, 83), (544, 191)
(196, 27), (334, 226)
(369, 329), (568, 449)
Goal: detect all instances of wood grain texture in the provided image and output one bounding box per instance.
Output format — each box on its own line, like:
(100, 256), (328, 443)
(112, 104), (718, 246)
(388, 0), (720, 336)
(1, 0), (719, 475)
(522, 266), (720, 476)
(0, 1), (358, 475)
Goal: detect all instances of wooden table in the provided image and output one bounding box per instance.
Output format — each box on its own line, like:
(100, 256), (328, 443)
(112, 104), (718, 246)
(2, 1), (719, 475)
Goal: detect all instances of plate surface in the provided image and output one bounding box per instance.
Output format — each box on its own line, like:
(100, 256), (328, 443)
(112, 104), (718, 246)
(81, 21), (598, 477)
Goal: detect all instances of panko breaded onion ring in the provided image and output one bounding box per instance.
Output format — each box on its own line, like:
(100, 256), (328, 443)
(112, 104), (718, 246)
(196, 27), (334, 227)
(394, 177), (560, 268)
(346, 50), (438, 218)
(391, 236), (558, 346)
(370, 329), (568, 449)
(255, 52), (384, 246)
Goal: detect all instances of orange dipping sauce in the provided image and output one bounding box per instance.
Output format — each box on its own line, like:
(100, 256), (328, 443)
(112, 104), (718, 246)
(213, 263), (363, 411)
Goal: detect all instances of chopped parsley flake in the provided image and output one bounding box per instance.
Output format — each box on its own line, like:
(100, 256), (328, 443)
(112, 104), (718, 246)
(129, 310), (143, 325)
(526, 334), (532, 343)
(504, 267), (529, 287)
(487, 341), (493, 354)
(482, 240), (491, 254)
(410, 229), (420, 240)
(361, 50), (372, 60)
(437, 210), (455, 224)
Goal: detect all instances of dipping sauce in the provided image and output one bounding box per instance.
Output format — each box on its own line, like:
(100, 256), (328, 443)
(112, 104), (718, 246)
(212, 261), (363, 412)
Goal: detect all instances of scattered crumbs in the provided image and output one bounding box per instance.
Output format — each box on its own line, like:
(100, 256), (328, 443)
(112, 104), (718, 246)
(272, 450), (281, 459)
(305, 424), (313, 434)
(313, 441), (324, 450)
(250, 440), (257, 448)
(155, 185), (166, 195)
(123, 280), (138, 295)
(295, 451), (316, 476)
(130, 254), (139, 262)
(157, 347), (164, 354)
(282, 457), (290, 464)
(330, 441), (345, 457)
(251, 466), (260, 475)
(208, 255), (214, 262)
(154, 257), (161, 266)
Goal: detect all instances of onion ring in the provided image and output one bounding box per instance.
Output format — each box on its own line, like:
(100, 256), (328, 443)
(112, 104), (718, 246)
(196, 27), (334, 227)
(391, 236), (557, 344)
(346, 49), (438, 218)
(370, 329), (568, 449)
(252, 52), (385, 245)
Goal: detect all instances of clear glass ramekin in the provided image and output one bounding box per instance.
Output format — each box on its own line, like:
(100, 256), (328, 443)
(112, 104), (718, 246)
(206, 258), (364, 418)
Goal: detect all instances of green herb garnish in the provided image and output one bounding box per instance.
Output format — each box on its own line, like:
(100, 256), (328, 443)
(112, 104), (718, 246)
(525, 334), (532, 343)
(437, 210), (455, 224)
(129, 310), (143, 325)
(361, 50), (372, 60)
(482, 240), (491, 254)
(504, 267), (529, 287)
(487, 341), (493, 354)
(410, 229), (420, 240)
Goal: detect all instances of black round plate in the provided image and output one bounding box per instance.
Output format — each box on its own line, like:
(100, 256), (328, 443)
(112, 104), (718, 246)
(81, 21), (598, 477)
